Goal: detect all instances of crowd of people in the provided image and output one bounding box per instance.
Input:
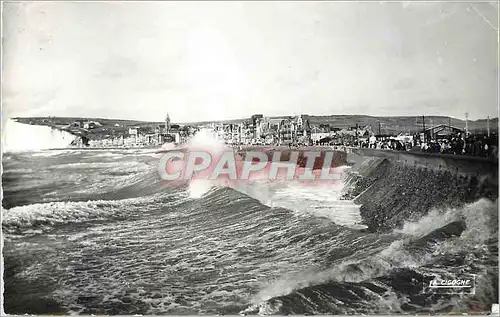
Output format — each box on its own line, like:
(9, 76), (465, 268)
(417, 133), (497, 158)
(354, 133), (498, 159)
(360, 138), (411, 151)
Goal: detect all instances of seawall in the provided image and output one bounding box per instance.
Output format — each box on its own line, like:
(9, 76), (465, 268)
(351, 148), (498, 185)
(343, 149), (498, 232)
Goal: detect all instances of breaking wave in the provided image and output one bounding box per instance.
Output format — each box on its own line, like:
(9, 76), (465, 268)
(243, 198), (497, 315)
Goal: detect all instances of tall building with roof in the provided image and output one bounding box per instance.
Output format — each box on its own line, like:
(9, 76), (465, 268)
(165, 113), (171, 134)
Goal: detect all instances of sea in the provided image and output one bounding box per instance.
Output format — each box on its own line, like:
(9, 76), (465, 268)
(1, 120), (498, 315)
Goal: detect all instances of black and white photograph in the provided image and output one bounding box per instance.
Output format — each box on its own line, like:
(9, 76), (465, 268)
(1, 1), (499, 315)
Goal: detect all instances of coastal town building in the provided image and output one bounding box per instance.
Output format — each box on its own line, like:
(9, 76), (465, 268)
(78, 112), (495, 157)
(85, 113), (188, 148)
(83, 121), (102, 129)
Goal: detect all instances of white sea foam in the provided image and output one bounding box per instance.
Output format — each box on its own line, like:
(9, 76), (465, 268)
(230, 167), (365, 229)
(179, 129), (231, 198)
(30, 149), (79, 157)
(188, 179), (214, 199)
(174, 130), (364, 227)
(1, 192), (185, 232)
(2, 199), (134, 229)
(89, 151), (126, 158)
(394, 198), (497, 242)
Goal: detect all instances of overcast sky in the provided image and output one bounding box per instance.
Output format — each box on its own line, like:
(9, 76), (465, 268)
(2, 1), (498, 123)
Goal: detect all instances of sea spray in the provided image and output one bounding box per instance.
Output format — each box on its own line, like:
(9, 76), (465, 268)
(183, 129), (231, 197)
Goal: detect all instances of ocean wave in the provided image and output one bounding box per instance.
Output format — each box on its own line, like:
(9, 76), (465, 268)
(394, 198), (497, 241)
(87, 152), (126, 158)
(49, 161), (149, 171)
(244, 198), (498, 315)
(30, 150), (82, 157)
(2, 193), (187, 235)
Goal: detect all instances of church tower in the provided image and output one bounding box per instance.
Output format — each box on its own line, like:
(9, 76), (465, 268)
(165, 113), (171, 134)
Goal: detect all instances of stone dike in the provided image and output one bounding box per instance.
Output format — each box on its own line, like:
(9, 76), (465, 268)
(342, 149), (498, 232)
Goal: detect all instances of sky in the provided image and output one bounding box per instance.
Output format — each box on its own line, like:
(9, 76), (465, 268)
(2, 1), (499, 124)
